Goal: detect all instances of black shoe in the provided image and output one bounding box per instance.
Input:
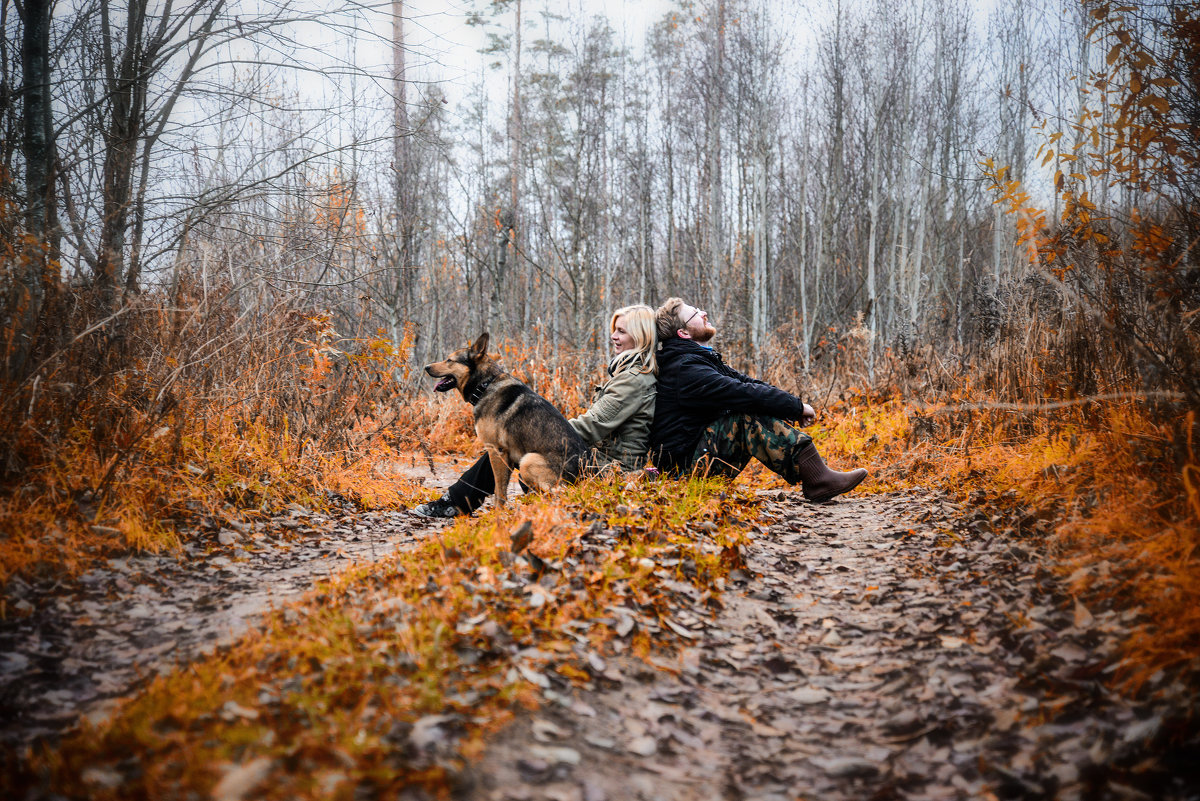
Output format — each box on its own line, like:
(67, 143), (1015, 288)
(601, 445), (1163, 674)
(411, 496), (464, 518)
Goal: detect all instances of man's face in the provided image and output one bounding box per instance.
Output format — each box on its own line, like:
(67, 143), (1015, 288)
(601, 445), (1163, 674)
(677, 302), (716, 343)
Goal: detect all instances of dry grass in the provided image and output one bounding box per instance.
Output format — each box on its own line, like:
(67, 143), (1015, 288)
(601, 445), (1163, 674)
(0, 285), (434, 590)
(816, 389), (1199, 692)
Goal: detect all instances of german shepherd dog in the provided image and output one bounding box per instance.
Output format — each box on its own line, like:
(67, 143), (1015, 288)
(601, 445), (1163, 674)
(425, 333), (587, 506)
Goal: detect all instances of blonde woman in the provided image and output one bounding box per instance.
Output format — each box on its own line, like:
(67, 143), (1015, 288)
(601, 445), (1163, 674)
(413, 304), (658, 517)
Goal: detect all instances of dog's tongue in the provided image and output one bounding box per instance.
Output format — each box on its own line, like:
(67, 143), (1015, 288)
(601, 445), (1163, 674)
(434, 377), (455, 392)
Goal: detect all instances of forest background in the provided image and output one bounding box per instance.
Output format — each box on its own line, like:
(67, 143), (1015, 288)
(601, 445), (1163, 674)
(0, 0), (1198, 717)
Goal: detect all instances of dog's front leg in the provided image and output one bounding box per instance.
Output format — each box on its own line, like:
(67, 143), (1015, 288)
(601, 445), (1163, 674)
(486, 447), (512, 507)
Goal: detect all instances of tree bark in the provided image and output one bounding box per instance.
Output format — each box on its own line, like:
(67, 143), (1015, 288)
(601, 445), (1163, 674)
(13, 0), (54, 377)
(21, 0), (52, 241)
(95, 0), (148, 309)
(508, 0), (522, 290)
(866, 118), (881, 380)
(392, 0), (419, 322)
(706, 0), (725, 314)
(752, 141), (768, 370)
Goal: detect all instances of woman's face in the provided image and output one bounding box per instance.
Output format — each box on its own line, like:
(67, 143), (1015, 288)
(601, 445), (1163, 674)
(611, 315), (635, 354)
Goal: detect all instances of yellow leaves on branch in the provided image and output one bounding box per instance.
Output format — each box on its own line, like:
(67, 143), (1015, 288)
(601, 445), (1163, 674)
(1106, 40), (1123, 66)
(980, 159), (1058, 267)
(1138, 93), (1170, 116)
(1128, 208), (1174, 268)
(1086, 0), (1200, 191)
(984, 2), (1195, 276)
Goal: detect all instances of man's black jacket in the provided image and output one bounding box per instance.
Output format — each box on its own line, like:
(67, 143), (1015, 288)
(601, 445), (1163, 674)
(649, 337), (809, 471)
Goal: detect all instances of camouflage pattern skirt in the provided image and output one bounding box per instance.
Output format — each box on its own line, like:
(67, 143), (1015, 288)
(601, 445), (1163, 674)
(687, 413), (812, 483)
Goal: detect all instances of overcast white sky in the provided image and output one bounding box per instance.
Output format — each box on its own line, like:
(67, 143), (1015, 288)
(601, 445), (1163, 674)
(314, 0), (827, 141)
(395, 0), (688, 83)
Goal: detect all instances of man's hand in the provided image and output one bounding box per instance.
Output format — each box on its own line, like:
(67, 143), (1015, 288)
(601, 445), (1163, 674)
(800, 403), (816, 427)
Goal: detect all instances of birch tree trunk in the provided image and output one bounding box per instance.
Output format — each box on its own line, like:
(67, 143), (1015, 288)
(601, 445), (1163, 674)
(908, 175), (928, 327)
(751, 141), (768, 370)
(508, 0), (522, 290)
(865, 118), (881, 380)
(706, 0), (725, 314)
(391, 0), (416, 339)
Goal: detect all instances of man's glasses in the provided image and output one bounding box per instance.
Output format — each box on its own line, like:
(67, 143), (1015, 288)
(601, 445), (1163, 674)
(682, 308), (704, 327)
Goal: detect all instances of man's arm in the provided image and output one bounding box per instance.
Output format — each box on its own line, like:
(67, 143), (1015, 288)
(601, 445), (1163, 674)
(676, 355), (813, 423)
(719, 362), (770, 388)
(715, 360), (815, 425)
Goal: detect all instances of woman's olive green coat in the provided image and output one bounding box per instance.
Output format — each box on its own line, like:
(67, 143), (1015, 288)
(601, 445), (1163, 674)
(568, 360), (656, 470)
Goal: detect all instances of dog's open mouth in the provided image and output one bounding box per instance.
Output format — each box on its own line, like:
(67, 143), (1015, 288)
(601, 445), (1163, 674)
(433, 377), (455, 392)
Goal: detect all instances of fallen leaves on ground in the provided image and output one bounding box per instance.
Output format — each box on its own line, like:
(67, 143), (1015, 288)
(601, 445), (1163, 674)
(3, 472), (757, 799)
(470, 488), (1200, 801)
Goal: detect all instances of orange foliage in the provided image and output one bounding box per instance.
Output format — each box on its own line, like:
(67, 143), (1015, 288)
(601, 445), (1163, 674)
(1088, 1), (1200, 193)
(958, 5), (1200, 690)
(817, 391), (1198, 692)
(0, 301), (433, 589)
(0, 308), (622, 590)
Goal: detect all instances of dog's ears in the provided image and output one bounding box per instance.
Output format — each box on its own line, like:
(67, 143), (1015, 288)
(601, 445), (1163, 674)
(470, 332), (490, 360)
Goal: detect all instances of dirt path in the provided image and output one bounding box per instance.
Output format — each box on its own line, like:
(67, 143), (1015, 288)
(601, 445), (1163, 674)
(468, 489), (1198, 801)
(0, 458), (463, 747)
(2, 483), (1196, 799)
(0, 506), (453, 746)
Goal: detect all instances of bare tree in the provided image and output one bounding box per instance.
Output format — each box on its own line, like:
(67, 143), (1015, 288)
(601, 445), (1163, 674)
(9, 0), (54, 378)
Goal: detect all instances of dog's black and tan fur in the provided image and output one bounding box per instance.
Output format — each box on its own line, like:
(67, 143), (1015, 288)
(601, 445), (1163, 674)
(425, 333), (587, 505)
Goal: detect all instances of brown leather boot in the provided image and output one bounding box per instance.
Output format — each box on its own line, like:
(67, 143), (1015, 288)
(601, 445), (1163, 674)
(793, 443), (867, 502)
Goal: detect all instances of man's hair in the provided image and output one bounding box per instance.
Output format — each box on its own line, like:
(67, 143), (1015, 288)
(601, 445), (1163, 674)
(655, 297), (687, 341)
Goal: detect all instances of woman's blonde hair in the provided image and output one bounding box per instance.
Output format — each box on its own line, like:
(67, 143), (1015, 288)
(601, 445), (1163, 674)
(610, 304), (658, 374)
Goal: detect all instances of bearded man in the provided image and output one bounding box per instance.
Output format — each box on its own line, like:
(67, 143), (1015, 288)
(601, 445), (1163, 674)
(649, 298), (867, 502)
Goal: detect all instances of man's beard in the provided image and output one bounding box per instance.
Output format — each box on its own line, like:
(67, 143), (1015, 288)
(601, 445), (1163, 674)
(692, 322), (716, 343)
